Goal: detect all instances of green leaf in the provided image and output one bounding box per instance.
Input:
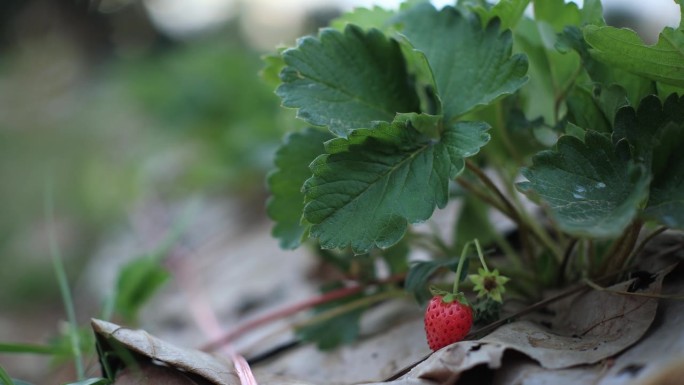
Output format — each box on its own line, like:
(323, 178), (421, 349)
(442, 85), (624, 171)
(267, 129), (334, 249)
(277, 25), (420, 136)
(470, 0), (530, 31)
(645, 148), (684, 229)
(330, 6), (395, 32)
(565, 122), (586, 140)
(558, 26), (654, 106)
(454, 195), (498, 252)
(303, 119), (490, 254)
(260, 47), (287, 88)
(579, 0), (605, 26)
(518, 131), (651, 238)
(595, 84), (630, 125)
(513, 16), (580, 125)
(584, 25), (684, 87)
(405, 256), (465, 305)
(378, 237), (411, 275)
(297, 307), (365, 350)
(534, 0), (580, 31)
(295, 283), (366, 350)
(394, 36), (440, 114)
(394, 112), (442, 139)
(114, 256), (170, 323)
(566, 84), (610, 133)
(396, 3), (528, 121)
(613, 94), (684, 170)
(613, 94), (684, 229)
(650, 94), (684, 175)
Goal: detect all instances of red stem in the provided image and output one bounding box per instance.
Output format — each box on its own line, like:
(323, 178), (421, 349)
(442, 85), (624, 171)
(200, 274), (405, 352)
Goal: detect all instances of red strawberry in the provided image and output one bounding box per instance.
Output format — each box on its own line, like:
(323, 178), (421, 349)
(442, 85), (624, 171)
(424, 294), (473, 351)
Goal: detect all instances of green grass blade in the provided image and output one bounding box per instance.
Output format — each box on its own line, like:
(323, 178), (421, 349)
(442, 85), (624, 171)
(0, 365), (14, 385)
(45, 180), (84, 379)
(0, 343), (59, 355)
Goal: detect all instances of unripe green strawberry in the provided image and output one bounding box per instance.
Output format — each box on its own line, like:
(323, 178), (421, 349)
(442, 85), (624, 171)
(424, 294), (473, 351)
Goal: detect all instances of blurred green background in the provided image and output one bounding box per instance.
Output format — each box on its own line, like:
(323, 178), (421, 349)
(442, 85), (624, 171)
(0, 0), (318, 311)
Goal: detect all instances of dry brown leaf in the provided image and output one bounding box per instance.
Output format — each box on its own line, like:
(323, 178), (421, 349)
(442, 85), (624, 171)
(481, 264), (674, 369)
(490, 263), (684, 385)
(92, 319), (240, 385)
(114, 360), (213, 385)
(380, 264), (675, 384)
(411, 341), (506, 383)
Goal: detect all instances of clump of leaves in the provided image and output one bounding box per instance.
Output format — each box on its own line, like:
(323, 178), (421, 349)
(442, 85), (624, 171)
(265, 0), (684, 349)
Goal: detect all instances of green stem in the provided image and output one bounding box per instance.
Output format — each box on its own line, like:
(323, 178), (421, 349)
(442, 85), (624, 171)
(464, 163), (534, 264)
(453, 241), (471, 293)
(554, 64), (584, 124)
(586, 239), (595, 275)
(456, 178), (514, 219)
(473, 239), (489, 273)
(201, 274), (405, 352)
(494, 101), (523, 165)
(493, 233), (524, 270)
(294, 289), (406, 328)
(600, 220), (642, 276)
(45, 180), (84, 380)
(622, 226), (668, 270)
(517, 204), (565, 263)
(466, 161), (519, 224)
(466, 161), (564, 263)
(556, 238), (578, 284)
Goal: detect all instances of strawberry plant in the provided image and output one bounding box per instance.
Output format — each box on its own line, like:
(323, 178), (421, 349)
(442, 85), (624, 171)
(266, 0), (684, 350)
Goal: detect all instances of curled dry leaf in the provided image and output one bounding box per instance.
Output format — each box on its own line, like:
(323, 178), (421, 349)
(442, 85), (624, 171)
(382, 264), (675, 384)
(481, 264), (675, 369)
(91, 319), (240, 385)
(114, 360), (213, 385)
(410, 341), (506, 384)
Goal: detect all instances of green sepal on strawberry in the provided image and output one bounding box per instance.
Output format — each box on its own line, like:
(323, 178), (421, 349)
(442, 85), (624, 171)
(424, 287), (473, 351)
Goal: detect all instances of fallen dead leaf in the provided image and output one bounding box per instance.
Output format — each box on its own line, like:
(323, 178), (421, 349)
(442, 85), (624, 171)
(481, 264), (675, 369)
(374, 264), (676, 384)
(113, 360), (213, 385)
(92, 319), (240, 385)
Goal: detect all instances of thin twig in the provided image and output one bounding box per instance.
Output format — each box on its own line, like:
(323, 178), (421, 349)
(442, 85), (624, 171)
(583, 278), (684, 300)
